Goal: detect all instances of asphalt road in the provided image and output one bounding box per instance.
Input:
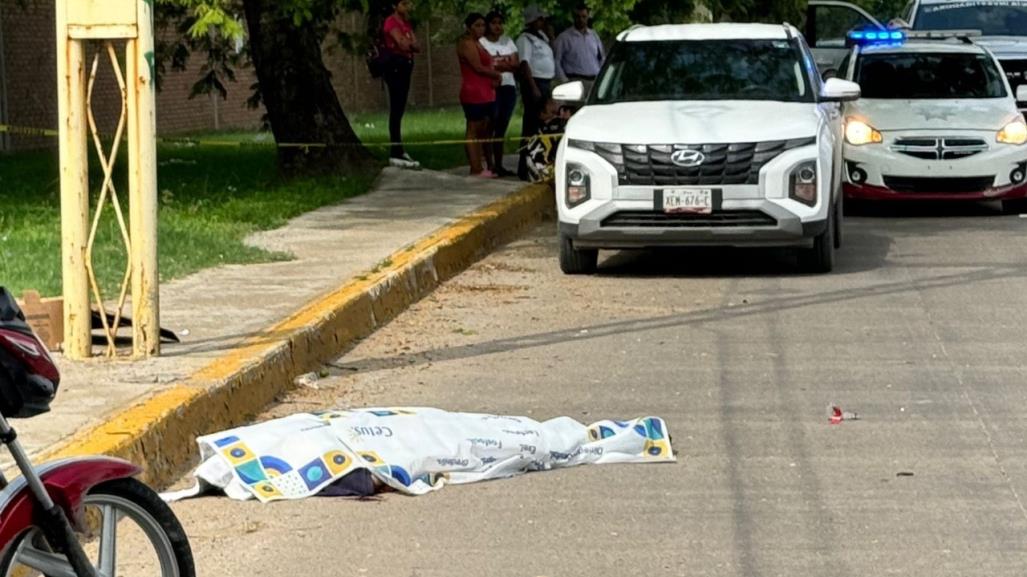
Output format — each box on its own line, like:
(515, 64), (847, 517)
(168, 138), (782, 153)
(165, 202), (1027, 577)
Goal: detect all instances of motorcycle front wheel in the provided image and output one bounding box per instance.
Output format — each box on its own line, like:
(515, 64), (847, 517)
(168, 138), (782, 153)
(0, 477), (195, 577)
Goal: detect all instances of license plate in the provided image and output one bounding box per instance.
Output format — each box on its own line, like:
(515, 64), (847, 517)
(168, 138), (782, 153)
(663, 188), (713, 214)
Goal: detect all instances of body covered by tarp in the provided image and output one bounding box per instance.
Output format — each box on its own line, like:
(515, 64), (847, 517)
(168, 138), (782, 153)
(167, 407), (674, 502)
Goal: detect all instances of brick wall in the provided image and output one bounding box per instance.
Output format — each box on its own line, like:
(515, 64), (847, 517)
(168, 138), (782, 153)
(0, 3), (464, 150)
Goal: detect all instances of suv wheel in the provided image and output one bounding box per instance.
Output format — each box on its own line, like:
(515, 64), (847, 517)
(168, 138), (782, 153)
(559, 234), (598, 275)
(798, 213), (835, 274)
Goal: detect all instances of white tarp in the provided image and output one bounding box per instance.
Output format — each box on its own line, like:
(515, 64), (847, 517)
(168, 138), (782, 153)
(165, 407), (674, 503)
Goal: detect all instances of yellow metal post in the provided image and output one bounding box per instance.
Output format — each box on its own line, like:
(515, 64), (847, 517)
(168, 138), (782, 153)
(127, 0), (160, 357)
(56, 1), (91, 359)
(57, 0), (160, 358)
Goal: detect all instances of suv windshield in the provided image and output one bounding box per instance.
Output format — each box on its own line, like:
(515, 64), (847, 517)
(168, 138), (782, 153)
(856, 52), (1007, 98)
(592, 39), (813, 104)
(914, 1), (1027, 35)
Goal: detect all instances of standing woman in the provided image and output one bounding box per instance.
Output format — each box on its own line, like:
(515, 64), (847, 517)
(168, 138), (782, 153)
(382, 0), (420, 168)
(479, 11), (520, 177)
(457, 13), (502, 177)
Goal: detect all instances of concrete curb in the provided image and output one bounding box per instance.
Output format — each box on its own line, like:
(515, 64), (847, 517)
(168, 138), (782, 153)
(38, 183), (554, 488)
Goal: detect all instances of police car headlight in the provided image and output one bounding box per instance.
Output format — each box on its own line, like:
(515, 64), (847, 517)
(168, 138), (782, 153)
(844, 117), (883, 146)
(997, 118), (1027, 145)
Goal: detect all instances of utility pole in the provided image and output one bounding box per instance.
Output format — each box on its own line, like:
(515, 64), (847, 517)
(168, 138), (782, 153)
(56, 0), (160, 359)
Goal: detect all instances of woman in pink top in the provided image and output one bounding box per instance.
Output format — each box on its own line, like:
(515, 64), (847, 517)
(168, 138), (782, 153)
(457, 13), (502, 177)
(382, 0), (420, 168)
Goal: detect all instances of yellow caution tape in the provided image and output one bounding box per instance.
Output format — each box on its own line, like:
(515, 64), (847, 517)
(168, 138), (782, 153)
(0, 124), (60, 137)
(0, 123), (563, 149)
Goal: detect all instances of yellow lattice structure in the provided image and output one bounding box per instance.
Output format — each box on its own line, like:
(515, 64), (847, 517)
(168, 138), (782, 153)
(56, 0), (160, 359)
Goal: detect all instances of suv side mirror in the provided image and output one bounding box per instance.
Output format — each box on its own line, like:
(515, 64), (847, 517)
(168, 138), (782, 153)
(888, 17), (911, 29)
(1016, 85), (1027, 102)
(822, 78), (861, 102)
(553, 81), (586, 102)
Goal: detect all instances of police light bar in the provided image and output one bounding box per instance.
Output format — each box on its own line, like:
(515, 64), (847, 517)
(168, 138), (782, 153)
(905, 29), (982, 40)
(846, 28), (905, 47)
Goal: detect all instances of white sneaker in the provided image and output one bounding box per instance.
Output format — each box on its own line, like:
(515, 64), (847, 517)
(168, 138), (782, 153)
(389, 154), (420, 169)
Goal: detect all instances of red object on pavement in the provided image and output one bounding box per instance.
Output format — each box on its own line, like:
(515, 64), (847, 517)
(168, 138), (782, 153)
(828, 404), (859, 425)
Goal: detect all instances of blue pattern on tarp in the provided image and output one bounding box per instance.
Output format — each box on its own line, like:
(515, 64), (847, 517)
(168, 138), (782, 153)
(214, 435), (240, 448)
(390, 465), (412, 486)
(259, 455), (292, 476)
(298, 459), (329, 491)
(236, 459), (266, 485)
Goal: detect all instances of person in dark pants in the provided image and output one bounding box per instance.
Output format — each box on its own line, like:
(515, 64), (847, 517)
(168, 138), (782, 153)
(458, 13), (502, 177)
(516, 5), (556, 181)
(480, 11), (520, 177)
(382, 0), (420, 168)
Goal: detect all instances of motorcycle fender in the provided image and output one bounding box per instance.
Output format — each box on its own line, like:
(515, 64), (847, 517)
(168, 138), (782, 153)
(0, 457), (141, 546)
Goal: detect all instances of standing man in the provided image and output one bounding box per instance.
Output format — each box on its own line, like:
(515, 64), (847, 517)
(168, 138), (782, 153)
(516, 4), (556, 181)
(553, 3), (604, 85)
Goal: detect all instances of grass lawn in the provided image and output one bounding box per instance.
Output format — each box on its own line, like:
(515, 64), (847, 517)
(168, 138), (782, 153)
(0, 106), (522, 299)
(188, 105), (523, 171)
(0, 145), (375, 299)
(351, 105), (523, 171)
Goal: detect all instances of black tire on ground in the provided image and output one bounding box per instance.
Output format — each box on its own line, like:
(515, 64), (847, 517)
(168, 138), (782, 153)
(0, 478), (195, 577)
(1002, 198), (1027, 215)
(833, 199), (843, 249)
(798, 213), (835, 274)
(559, 234), (598, 275)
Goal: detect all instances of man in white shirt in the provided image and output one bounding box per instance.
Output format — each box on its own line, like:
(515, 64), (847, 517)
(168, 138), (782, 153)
(516, 5), (556, 181)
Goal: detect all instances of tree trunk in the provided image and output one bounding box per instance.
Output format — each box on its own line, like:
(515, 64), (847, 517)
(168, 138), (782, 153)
(243, 0), (373, 174)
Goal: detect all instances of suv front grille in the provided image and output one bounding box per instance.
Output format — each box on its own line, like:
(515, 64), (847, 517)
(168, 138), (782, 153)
(587, 138), (815, 186)
(883, 175), (995, 194)
(601, 210), (777, 228)
(892, 136), (989, 160)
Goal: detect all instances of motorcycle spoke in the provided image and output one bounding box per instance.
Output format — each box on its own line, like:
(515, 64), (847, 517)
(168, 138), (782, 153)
(99, 503), (118, 577)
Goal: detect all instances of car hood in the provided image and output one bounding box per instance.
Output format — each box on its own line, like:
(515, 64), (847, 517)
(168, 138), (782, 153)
(565, 101), (821, 144)
(846, 98), (1016, 131)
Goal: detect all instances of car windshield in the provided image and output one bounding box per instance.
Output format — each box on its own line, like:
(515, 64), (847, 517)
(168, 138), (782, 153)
(592, 39), (813, 104)
(914, 1), (1027, 35)
(856, 52), (1007, 98)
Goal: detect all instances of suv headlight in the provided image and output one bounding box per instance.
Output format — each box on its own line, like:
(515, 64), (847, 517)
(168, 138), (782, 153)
(845, 117), (883, 145)
(997, 118), (1027, 144)
(789, 161), (818, 207)
(565, 163), (591, 207)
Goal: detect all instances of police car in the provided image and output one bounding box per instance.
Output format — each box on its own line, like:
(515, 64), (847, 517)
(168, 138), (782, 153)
(840, 30), (1027, 206)
(896, 0), (1027, 117)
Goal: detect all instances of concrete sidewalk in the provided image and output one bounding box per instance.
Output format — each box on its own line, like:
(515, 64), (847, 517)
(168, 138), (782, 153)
(11, 167), (532, 466)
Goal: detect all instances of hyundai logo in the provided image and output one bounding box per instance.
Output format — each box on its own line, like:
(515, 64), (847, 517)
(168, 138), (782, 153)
(671, 149), (705, 167)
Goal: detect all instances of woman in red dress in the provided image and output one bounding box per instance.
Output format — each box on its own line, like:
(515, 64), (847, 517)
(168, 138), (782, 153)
(457, 13), (503, 177)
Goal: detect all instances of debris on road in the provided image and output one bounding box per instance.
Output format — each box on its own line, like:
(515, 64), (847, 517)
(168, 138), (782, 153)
(828, 404), (860, 425)
(163, 408), (674, 503)
(294, 372), (321, 390)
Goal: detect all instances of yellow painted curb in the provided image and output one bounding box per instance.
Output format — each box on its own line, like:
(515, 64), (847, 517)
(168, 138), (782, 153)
(38, 183), (554, 487)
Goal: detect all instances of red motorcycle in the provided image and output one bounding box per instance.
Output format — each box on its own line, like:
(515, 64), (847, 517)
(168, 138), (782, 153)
(0, 287), (193, 577)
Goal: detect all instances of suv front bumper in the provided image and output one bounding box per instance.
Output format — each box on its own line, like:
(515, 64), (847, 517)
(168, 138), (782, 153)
(561, 200), (827, 249)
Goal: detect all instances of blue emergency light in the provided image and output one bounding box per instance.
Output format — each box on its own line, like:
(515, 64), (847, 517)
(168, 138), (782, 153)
(847, 28), (905, 46)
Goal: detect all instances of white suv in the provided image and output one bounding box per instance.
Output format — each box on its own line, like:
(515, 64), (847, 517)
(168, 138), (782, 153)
(553, 23), (861, 275)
